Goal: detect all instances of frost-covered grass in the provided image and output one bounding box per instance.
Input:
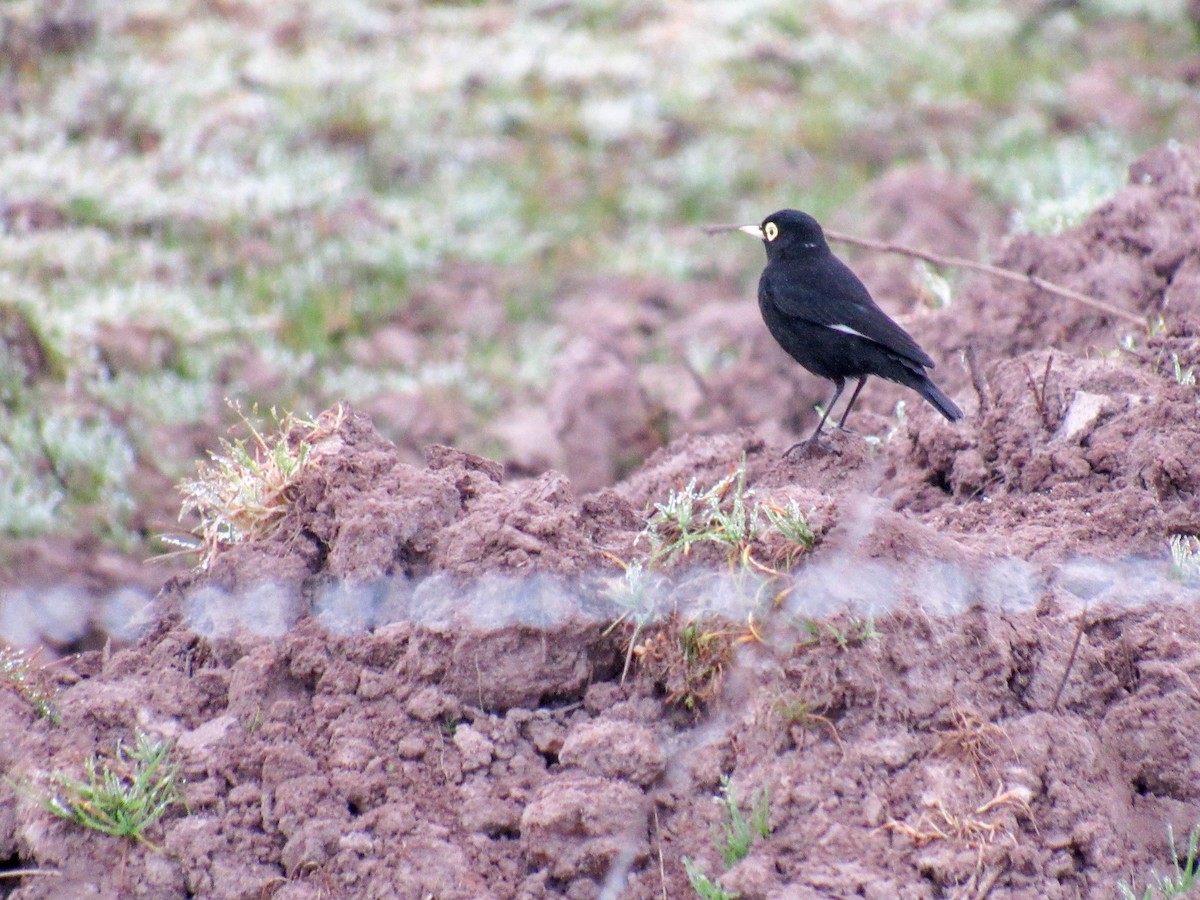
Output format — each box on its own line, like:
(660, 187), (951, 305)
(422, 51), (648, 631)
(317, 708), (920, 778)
(0, 0), (1196, 549)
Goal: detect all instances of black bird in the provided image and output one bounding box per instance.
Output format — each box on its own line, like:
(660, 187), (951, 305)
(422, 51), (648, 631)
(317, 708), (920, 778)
(728, 209), (963, 453)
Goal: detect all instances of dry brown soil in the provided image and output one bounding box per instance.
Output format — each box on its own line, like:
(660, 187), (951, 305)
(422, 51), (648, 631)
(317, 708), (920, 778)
(2, 144), (1200, 898)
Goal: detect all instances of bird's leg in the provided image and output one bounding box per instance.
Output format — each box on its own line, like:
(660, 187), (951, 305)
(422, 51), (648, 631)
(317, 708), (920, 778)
(836, 377), (868, 431)
(784, 379), (845, 457)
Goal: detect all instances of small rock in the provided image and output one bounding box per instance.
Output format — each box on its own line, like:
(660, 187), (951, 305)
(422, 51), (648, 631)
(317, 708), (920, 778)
(1057, 391), (1112, 443)
(395, 736), (427, 759)
(459, 784), (521, 835)
(520, 775), (649, 880)
(339, 831), (376, 855)
(559, 719), (666, 786)
(524, 716), (566, 757)
(280, 818), (342, 874)
(406, 687), (457, 722)
(453, 724), (495, 772)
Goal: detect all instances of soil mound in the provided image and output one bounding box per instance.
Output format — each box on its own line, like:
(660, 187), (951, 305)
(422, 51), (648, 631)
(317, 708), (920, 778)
(4, 144), (1200, 898)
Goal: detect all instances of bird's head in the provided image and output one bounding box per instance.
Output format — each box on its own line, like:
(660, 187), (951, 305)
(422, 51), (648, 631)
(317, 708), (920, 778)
(737, 209), (829, 259)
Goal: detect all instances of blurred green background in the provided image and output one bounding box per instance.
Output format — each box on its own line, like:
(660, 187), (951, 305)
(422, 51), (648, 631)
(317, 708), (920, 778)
(1, 0), (1197, 565)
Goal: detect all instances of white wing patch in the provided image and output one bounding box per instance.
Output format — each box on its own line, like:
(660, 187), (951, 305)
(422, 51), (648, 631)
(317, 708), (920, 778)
(828, 323), (869, 339)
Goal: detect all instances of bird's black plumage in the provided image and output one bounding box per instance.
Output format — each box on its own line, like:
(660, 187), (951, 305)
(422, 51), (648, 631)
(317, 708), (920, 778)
(738, 209), (962, 452)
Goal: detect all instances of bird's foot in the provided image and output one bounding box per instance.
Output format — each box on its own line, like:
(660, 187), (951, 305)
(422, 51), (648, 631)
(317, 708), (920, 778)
(783, 436), (837, 459)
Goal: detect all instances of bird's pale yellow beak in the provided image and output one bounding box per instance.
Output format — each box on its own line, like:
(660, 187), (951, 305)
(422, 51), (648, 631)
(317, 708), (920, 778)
(737, 224), (765, 239)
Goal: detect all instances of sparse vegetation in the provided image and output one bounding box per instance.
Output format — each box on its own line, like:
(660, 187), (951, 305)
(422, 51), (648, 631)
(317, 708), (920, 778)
(42, 730), (181, 848)
(643, 461), (756, 567)
(1171, 354), (1196, 386)
(0, 403), (136, 543)
(619, 461), (881, 710)
(632, 612), (739, 712)
(802, 614), (881, 651)
(608, 459), (822, 710)
(1168, 534), (1200, 585)
(760, 499), (817, 567)
(603, 558), (666, 682)
(678, 776), (771, 899)
(642, 456), (816, 571)
(1118, 822), (1200, 900)
(172, 404), (339, 568)
(862, 400), (908, 450)
(774, 690), (843, 749)
(713, 775), (771, 868)
(935, 707), (1010, 781)
(0, 645), (60, 725)
(683, 856), (740, 900)
(884, 785), (1033, 850)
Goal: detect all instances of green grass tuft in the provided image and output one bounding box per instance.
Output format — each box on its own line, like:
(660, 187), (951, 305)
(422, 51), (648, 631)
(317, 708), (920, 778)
(1118, 822), (1200, 900)
(683, 856), (741, 900)
(713, 775), (771, 868)
(43, 730), (182, 848)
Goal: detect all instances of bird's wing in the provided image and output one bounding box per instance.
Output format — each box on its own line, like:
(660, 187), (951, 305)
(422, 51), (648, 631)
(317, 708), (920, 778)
(762, 257), (935, 369)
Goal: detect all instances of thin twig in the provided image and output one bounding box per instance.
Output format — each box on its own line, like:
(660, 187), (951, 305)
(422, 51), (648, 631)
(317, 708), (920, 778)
(1051, 603), (1088, 712)
(652, 805), (669, 900)
(0, 869), (62, 879)
(677, 352), (719, 415)
(825, 229), (1145, 326)
(703, 223), (1146, 326)
(1020, 353), (1055, 430)
(964, 343), (992, 414)
(972, 863), (1005, 900)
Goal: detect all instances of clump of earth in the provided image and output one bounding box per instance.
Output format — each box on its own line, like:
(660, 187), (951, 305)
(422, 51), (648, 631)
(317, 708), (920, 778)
(2, 144), (1200, 898)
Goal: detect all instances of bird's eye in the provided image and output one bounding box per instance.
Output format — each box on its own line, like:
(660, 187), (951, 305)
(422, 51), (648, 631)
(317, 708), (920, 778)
(764, 222), (779, 241)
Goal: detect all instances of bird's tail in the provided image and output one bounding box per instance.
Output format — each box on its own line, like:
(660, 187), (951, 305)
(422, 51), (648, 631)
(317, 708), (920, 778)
(915, 376), (964, 422)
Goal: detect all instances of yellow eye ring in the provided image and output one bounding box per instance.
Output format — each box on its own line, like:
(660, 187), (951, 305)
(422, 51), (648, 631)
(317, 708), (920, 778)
(764, 222), (779, 241)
